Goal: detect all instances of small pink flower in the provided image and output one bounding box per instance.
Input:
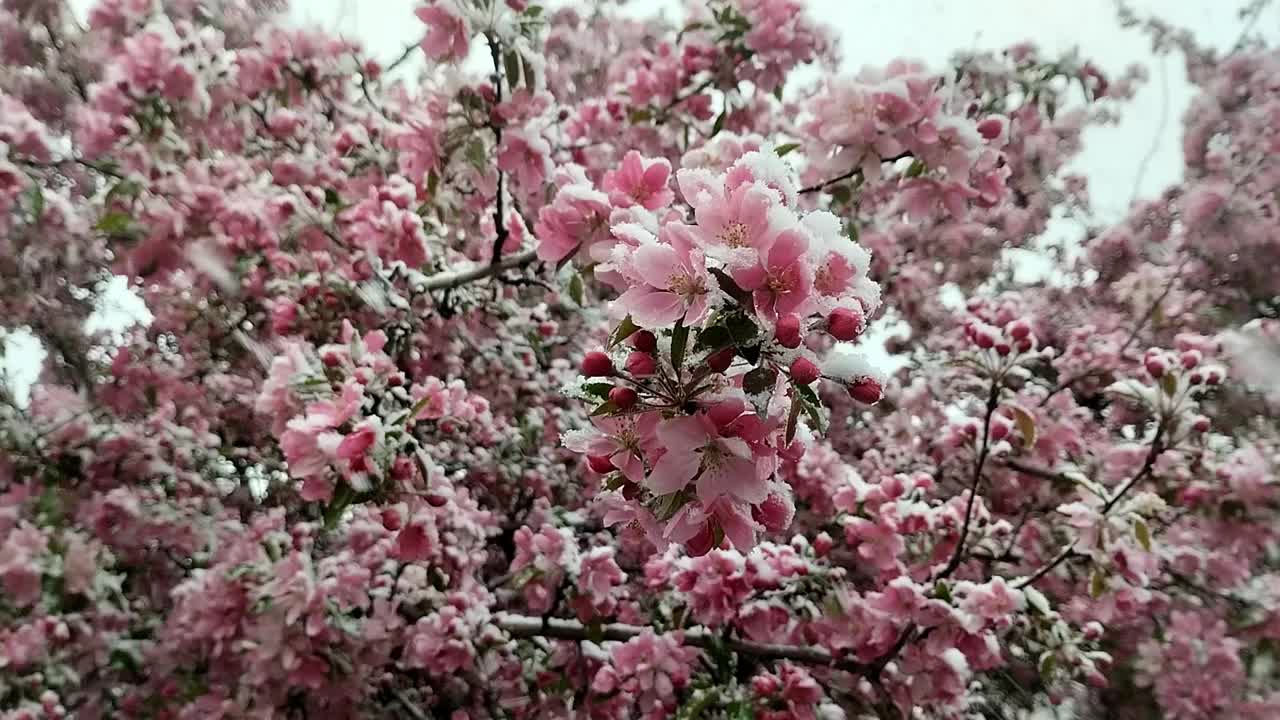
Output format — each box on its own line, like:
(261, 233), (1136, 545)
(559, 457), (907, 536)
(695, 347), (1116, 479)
(415, 2), (472, 62)
(614, 223), (714, 328)
(603, 151), (674, 210)
(497, 127), (553, 191)
(731, 227), (814, 321)
(648, 416), (767, 505)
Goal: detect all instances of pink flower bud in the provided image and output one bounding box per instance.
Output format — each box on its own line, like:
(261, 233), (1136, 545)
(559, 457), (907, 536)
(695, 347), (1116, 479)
(630, 330), (657, 353)
(1007, 318), (1032, 340)
(826, 306), (865, 341)
(775, 314), (802, 348)
(848, 376), (883, 405)
(1191, 415), (1211, 433)
(625, 351), (657, 377)
(1144, 356), (1166, 378)
(609, 386), (638, 410)
(587, 455), (615, 474)
(974, 330), (995, 349)
(1180, 349), (1202, 369)
(1015, 337), (1034, 353)
(426, 493), (448, 507)
(582, 351), (614, 377)
(1205, 366), (1223, 385)
(1189, 370), (1204, 385)
(789, 357), (820, 385)
(976, 116), (1006, 141)
(707, 347), (735, 373)
(751, 673), (781, 696)
(380, 508), (402, 531)
(995, 341), (1012, 356)
(990, 416), (1011, 441)
(814, 532), (834, 557)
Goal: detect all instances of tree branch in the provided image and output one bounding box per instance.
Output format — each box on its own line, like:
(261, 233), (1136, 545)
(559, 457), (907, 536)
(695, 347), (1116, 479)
(419, 249), (539, 292)
(934, 378), (1001, 581)
(494, 612), (871, 676)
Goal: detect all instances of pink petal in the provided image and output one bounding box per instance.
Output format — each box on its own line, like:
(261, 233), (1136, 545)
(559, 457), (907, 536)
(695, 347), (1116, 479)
(647, 449), (700, 495)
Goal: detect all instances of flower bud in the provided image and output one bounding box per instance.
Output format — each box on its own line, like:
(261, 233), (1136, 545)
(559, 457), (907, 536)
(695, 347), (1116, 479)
(813, 531), (834, 557)
(826, 306), (865, 341)
(775, 314), (803, 348)
(582, 351), (614, 377)
(1007, 319), (1031, 340)
(608, 386), (638, 410)
(1144, 355), (1166, 378)
(707, 346), (735, 373)
(630, 330), (657, 353)
(380, 508), (402, 531)
(587, 455), (615, 474)
(789, 357), (820, 385)
(848, 376), (883, 405)
(1180, 349), (1202, 369)
(625, 351), (657, 377)
(1191, 415), (1211, 433)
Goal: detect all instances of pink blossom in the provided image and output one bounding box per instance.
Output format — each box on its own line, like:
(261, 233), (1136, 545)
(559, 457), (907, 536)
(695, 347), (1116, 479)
(603, 151), (675, 210)
(732, 227), (815, 321)
(415, 1), (471, 62)
(647, 414), (767, 505)
(614, 223), (714, 328)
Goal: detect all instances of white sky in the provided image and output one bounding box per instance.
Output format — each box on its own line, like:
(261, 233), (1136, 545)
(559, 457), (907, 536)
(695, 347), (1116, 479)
(8, 0), (1276, 398)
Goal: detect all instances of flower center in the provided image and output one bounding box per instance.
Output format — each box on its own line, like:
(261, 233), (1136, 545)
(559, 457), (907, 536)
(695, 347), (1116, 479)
(668, 273), (707, 298)
(719, 221), (750, 248)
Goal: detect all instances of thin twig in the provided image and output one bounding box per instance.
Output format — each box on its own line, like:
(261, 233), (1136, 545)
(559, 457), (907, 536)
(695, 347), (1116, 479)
(935, 378), (1002, 581)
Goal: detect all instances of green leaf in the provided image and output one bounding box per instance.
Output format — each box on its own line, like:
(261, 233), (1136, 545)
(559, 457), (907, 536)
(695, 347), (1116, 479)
(694, 325), (733, 352)
(591, 400), (619, 416)
(465, 138), (487, 171)
(774, 142), (800, 157)
(724, 312), (759, 345)
(1134, 518), (1152, 551)
(1090, 569), (1107, 598)
(568, 272), (584, 306)
(587, 620), (605, 644)
(711, 108), (728, 137)
(526, 5), (543, 17)
(904, 158), (926, 178)
(504, 50), (522, 88)
(1038, 653), (1057, 681)
(773, 84), (784, 101)
(1160, 373), (1178, 397)
(582, 383), (614, 399)
(24, 183), (44, 225)
(610, 316), (641, 348)
(933, 580), (953, 603)
(670, 319), (689, 372)
(628, 107), (652, 124)
(785, 394), (801, 444)
(521, 54), (536, 89)
(1012, 405), (1037, 448)
(709, 267), (752, 306)
(95, 211), (133, 236)
(830, 184), (852, 204)
(742, 366), (777, 395)
(323, 483), (358, 530)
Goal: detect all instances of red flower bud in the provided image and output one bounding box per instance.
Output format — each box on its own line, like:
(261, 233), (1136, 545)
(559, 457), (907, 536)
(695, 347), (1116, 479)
(608, 386), (638, 410)
(625, 351), (657, 377)
(380, 508), (402, 531)
(813, 532), (834, 557)
(1144, 356), (1166, 378)
(775, 314), (802, 348)
(587, 455), (615, 474)
(582, 351), (614, 377)
(630, 330), (657, 353)
(826, 306), (865, 341)
(1007, 318), (1032, 340)
(1191, 415), (1211, 433)
(789, 357), (820, 385)
(1180, 349), (1202, 369)
(426, 493), (448, 507)
(848, 376), (883, 405)
(707, 347), (735, 373)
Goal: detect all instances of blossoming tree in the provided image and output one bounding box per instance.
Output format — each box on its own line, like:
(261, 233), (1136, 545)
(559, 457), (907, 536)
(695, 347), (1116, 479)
(1, 0), (1278, 718)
